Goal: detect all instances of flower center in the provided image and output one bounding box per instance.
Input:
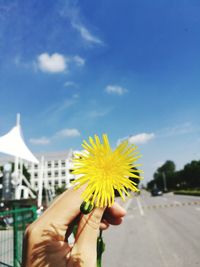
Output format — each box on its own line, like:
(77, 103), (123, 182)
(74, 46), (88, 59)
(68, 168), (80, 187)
(96, 155), (115, 178)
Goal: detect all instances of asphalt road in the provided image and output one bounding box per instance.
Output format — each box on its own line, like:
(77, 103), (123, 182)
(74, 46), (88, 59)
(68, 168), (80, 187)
(102, 191), (200, 267)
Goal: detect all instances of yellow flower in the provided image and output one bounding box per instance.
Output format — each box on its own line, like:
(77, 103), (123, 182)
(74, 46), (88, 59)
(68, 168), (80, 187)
(72, 134), (143, 207)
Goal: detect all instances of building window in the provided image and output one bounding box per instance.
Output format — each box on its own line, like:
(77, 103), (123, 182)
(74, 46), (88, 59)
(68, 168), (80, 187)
(34, 173), (38, 178)
(55, 171), (58, 177)
(48, 172), (51, 177)
(54, 161), (58, 168)
(62, 171), (65, 176)
(47, 161), (51, 168)
(70, 178), (75, 183)
(61, 160), (65, 167)
(34, 164), (38, 169)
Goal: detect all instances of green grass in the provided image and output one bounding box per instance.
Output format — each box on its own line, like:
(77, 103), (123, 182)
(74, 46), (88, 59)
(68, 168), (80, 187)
(174, 189), (200, 196)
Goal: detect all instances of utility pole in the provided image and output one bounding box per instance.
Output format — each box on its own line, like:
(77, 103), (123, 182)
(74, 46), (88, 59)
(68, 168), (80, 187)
(162, 172), (167, 192)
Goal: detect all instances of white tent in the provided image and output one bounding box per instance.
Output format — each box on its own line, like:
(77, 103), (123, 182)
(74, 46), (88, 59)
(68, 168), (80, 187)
(0, 114), (39, 201)
(0, 114), (38, 164)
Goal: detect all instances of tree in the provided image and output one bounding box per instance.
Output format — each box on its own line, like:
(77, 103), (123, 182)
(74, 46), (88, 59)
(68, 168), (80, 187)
(157, 160), (176, 175)
(147, 159), (200, 192)
(182, 160), (200, 188)
(147, 179), (156, 191)
(55, 185), (67, 196)
(152, 160), (176, 191)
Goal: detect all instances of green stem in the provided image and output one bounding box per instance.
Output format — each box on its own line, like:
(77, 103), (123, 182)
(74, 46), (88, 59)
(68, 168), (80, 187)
(97, 230), (105, 267)
(97, 257), (102, 267)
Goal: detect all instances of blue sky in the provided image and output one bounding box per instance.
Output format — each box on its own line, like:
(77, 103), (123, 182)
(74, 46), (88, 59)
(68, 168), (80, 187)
(0, 0), (200, 184)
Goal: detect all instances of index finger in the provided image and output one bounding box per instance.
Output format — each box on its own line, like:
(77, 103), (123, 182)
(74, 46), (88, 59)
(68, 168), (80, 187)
(103, 202), (126, 225)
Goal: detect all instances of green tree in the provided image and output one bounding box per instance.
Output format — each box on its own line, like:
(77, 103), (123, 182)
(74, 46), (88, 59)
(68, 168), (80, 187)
(157, 160), (176, 175)
(153, 160), (176, 191)
(147, 159), (200, 192)
(55, 184), (67, 196)
(182, 160), (200, 188)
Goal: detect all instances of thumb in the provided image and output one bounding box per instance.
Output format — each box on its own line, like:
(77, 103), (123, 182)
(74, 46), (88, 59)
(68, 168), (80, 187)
(69, 207), (105, 266)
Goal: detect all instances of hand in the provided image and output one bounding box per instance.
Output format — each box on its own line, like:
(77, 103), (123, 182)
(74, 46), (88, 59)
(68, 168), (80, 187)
(22, 186), (126, 267)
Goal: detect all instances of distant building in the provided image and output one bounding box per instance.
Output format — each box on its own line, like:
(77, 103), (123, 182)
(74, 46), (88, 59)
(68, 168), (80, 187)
(0, 150), (78, 193)
(26, 150), (77, 190)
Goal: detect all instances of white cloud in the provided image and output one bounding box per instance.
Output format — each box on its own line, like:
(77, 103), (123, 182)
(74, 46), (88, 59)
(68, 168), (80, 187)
(56, 128), (81, 138)
(52, 96), (79, 113)
(36, 53), (86, 73)
(72, 94), (79, 99)
(59, 2), (103, 46)
(159, 122), (195, 137)
(73, 55), (85, 66)
(72, 22), (103, 45)
(128, 133), (155, 144)
(64, 81), (77, 87)
(105, 85), (128, 95)
(30, 128), (80, 146)
(118, 133), (155, 145)
(29, 137), (50, 145)
(43, 95), (79, 122)
(37, 53), (67, 73)
(88, 109), (110, 118)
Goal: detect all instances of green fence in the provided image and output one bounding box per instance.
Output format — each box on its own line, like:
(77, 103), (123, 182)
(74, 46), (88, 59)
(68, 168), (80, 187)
(0, 206), (37, 267)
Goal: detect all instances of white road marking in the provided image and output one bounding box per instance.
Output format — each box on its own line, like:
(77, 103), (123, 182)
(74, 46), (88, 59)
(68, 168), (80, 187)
(124, 197), (132, 210)
(136, 196), (145, 216)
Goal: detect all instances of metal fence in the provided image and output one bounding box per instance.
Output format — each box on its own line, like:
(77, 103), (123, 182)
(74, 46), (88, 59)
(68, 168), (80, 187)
(0, 206), (37, 267)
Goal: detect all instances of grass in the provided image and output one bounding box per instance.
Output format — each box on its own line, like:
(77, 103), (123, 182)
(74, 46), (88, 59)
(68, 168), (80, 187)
(174, 189), (200, 196)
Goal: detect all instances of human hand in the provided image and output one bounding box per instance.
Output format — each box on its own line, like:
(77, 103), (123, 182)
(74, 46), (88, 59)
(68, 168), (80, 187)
(22, 186), (126, 267)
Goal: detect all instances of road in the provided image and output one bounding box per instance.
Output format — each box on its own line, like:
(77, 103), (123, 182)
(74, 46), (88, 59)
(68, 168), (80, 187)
(102, 191), (200, 267)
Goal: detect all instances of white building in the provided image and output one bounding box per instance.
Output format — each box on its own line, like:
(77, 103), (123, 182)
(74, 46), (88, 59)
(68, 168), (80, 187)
(25, 150), (76, 191)
(0, 150), (78, 196)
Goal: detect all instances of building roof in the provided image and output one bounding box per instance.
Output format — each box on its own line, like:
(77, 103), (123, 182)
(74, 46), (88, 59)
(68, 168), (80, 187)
(0, 150), (74, 165)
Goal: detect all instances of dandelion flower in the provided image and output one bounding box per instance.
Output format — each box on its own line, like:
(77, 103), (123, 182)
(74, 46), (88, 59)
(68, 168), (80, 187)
(72, 134), (143, 207)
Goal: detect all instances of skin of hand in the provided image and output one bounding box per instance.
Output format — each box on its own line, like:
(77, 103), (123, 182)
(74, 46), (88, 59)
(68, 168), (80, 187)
(22, 186), (126, 267)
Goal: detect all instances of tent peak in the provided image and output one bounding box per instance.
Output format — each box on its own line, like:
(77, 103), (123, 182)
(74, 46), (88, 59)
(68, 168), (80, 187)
(0, 114), (39, 164)
(16, 113), (20, 127)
